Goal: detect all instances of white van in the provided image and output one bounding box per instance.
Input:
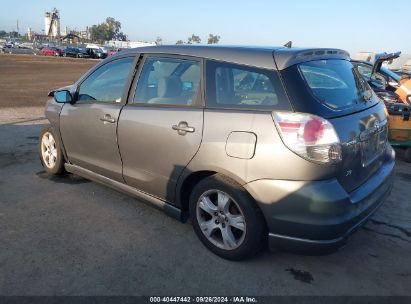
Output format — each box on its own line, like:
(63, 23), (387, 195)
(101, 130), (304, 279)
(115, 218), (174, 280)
(85, 44), (108, 54)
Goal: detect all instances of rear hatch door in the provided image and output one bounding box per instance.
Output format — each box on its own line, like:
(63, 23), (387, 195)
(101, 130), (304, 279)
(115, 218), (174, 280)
(279, 57), (388, 192)
(330, 103), (388, 192)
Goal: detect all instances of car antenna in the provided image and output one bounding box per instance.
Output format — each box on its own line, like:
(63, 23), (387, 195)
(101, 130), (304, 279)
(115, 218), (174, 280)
(284, 41), (292, 48)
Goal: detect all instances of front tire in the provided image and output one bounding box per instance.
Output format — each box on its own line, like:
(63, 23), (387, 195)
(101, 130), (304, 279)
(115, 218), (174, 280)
(189, 174), (266, 260)
(38, 127), (65, 175)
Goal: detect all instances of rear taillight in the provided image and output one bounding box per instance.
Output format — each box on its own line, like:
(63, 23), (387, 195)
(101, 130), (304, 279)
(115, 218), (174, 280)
(273, 112), (342, 164)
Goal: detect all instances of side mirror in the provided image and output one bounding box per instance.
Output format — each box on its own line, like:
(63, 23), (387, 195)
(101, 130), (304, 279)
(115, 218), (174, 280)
(53, 90), (73, 103)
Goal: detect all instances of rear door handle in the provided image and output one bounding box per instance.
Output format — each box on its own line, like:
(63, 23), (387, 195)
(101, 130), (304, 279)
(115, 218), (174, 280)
(100, 114), (116, 123)
(172, 121), (195, 135)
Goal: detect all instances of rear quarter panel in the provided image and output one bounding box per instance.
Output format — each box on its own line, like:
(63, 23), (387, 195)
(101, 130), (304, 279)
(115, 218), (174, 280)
(186, 109), (337, 184)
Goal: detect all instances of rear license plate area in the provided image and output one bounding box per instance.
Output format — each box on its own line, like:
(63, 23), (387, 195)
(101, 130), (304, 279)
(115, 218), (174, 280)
(360, 127), (387, 167)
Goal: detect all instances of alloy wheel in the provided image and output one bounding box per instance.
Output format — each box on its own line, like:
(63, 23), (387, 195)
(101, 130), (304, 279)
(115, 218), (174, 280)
(196, 190), (246, 250)
(41, 132), (58, 169)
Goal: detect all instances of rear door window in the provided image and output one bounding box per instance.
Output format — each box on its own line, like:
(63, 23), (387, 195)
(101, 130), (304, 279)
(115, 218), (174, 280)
(206, 60), (291, 110)
(133, 57), (201, 106)
(299, 60), (375, 111)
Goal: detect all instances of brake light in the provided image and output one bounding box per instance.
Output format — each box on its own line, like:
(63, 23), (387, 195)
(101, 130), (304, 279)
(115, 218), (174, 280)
(277, 122), (301, 132)
(303, 117), (324, 143)
(273, 112), (342, 164)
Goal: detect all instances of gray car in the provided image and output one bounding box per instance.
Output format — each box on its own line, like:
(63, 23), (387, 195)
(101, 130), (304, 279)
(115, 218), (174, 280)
(39, 45), (395, 260)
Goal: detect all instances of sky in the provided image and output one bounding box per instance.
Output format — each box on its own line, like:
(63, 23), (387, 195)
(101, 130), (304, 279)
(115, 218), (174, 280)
(0, 0), (410, 54)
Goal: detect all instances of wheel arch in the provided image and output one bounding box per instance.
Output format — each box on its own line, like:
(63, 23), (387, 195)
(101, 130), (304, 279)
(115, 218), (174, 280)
(177, 170), (217, 219)
(176, 168), (261, 221)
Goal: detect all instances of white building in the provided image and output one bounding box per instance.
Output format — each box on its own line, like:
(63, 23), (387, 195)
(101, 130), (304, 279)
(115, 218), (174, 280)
(45, 8), (60, 38)
(105, 40), (155, 49)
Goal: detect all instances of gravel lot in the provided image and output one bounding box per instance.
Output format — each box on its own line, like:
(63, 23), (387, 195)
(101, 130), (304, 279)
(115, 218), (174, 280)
(0, 55), (411, 296)
(0, 54), (96, 108)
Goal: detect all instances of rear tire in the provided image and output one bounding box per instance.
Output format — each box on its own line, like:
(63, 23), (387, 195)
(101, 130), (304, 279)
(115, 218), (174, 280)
(38, 127), (65, 175)
(189, 174), (266, 260)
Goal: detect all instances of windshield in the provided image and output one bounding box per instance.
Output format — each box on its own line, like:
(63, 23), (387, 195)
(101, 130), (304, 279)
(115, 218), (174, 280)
(299, 60), (375, 111)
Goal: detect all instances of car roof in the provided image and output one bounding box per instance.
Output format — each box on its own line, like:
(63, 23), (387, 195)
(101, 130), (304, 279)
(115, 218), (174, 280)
(119, 45), (350, 70)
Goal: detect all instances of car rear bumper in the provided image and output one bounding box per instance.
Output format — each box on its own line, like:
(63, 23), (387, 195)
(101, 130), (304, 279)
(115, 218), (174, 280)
(244, 146), (395, 253)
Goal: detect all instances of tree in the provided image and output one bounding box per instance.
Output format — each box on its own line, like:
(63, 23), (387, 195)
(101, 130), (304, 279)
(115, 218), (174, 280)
(105, 17), (121, 38)
(89, 25), (104, 43)
(207, 34), (220, 44)
(90, 17), (124, 43)
(155, 36), (163, 45)
(187, 34), (201, 44)
(0, 30), (7, 38)
(116, 32), (127, 41)
(175, 40), (184, 45)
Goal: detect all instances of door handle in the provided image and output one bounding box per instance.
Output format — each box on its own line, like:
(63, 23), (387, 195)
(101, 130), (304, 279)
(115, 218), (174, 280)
(172, 121), (195, 135)
(100, 114), (116, 123)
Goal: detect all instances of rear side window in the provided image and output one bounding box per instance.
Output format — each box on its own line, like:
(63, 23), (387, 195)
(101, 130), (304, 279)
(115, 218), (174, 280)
(133, 57), (200, 106)
(206, 60), (290, 110)
(299, 60), (375, 110)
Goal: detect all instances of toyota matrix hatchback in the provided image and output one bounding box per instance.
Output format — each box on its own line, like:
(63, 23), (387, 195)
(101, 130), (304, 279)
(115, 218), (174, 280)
(39, 45), (395, 260)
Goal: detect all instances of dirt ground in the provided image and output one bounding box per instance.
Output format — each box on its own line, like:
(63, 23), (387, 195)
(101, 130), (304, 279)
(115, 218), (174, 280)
(0, 54), (97, 108)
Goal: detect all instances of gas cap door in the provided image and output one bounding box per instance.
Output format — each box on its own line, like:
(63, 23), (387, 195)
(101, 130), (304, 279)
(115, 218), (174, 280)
(225, 131), (257, 159)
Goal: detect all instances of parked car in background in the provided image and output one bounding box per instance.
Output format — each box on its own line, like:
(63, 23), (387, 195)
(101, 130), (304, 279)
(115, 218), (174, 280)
(353, 52), (411, 105)
(2, 44), (36, 55)
(39, 45), (394, 260)
(1, 44), (12, 53)
(62, 47), (90, 58)
(41, 47), (62, 57)
(392, 69), (411, 78)
(86, 48), (107, 59)
(107, 48), (123, 56)
(352, 53), (403, 104)
(85, 44), (108, 54)
(4, 43), (14, 49)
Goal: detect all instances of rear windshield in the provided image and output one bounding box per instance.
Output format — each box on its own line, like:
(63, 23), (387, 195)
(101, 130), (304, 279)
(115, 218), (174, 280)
(299, 60), (376, 111)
